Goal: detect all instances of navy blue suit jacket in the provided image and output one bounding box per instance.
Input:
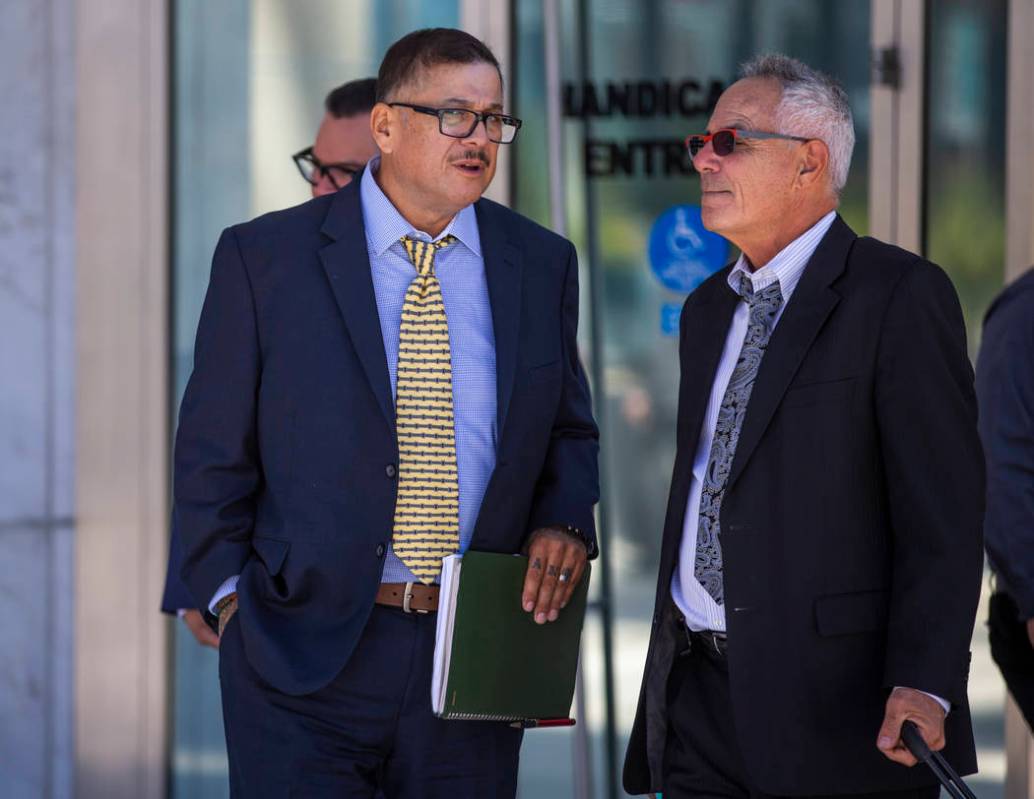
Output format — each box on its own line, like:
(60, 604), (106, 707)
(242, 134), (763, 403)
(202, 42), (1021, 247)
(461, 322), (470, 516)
(173, 175), (599, 695)
(977, 268), (1034, 618)
(160, 515), (194, 614)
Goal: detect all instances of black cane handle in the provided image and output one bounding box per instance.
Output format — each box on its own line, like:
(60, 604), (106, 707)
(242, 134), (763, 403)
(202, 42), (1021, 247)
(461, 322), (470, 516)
(899, 720), (932, 761)
(900, 720), (977, 799)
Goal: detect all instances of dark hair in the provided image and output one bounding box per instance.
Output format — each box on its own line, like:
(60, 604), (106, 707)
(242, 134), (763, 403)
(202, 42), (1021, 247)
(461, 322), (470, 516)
(376, 28), (501, 103)
(324, 78), (378, 119)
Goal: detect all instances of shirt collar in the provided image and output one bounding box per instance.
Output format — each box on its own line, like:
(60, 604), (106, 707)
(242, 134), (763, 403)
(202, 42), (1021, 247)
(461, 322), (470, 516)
(727, 210), (837, 302)
(359, 156), (481, 258)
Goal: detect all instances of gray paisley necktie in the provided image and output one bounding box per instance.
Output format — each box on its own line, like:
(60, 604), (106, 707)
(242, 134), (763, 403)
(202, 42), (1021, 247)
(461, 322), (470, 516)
(694, 272), (784, 605)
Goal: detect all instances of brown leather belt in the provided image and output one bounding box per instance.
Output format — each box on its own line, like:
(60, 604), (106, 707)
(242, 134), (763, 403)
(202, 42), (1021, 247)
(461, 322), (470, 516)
(375, 582), (440, 614)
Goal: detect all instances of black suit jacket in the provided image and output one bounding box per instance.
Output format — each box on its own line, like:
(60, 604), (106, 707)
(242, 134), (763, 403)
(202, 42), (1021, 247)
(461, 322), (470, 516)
(173, 175), (599, 695)
(623, 216), (984, 796)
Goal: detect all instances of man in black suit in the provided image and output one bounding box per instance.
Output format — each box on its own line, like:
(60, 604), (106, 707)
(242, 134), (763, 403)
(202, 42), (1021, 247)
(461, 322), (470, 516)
(624, 54), (984, 798)
(977, 267), (1034, 731)
(174, 28), (598, 797)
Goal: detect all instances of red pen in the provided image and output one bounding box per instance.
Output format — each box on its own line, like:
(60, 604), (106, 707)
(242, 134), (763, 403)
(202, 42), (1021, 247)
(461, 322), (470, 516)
(509, 718), (576, 729)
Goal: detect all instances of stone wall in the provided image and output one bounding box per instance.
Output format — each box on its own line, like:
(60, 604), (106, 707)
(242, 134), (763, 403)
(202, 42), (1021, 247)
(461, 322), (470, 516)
(0, 0), (76, 796)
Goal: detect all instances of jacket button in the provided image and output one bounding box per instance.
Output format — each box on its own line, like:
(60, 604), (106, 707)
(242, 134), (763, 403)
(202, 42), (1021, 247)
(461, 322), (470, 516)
(385, 464), (397, 478)
(375, 543), (386, 557)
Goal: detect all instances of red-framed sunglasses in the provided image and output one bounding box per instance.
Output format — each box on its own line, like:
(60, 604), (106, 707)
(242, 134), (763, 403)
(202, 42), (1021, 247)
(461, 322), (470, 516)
(686, 128), (811, 157)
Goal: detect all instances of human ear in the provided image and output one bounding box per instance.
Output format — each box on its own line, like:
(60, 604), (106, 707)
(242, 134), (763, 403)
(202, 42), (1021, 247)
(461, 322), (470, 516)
(370, 103), (396, 154)
(796, 139), (829, 188)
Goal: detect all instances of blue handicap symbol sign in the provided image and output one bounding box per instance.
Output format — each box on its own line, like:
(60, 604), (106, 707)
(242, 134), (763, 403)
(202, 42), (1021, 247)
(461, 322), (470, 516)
(648, 205), (728, 294)
(660, 303), (682, 336)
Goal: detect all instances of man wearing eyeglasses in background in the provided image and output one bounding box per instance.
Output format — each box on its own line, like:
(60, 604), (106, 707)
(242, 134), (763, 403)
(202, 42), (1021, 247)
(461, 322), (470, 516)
(293, 76), (379, 197)
(624, 54), (983, 798)
(173, 27), (598, 797)
(160, 77), (380, 649)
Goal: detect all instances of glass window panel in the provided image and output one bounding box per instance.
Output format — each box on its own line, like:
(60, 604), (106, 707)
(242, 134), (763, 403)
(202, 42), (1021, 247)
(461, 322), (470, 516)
(170, 3), (458, 797)
(516, 1), (871, 794)
(926, 0), (1007, 353)
(925, 3), (1008, 798)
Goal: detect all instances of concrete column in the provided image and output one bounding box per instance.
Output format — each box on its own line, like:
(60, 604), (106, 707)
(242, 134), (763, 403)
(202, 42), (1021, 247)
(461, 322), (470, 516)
(74, 0), (170, 796)
(868, 0), (925, 251)
(0, 0), (76, 796)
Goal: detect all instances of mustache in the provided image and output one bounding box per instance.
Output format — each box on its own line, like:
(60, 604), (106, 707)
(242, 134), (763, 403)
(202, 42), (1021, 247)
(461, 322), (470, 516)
(450, 149), (491, 166)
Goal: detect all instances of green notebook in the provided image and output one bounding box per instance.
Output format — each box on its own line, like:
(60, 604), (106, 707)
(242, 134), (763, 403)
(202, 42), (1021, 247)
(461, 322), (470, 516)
(431, 551), (590, 721)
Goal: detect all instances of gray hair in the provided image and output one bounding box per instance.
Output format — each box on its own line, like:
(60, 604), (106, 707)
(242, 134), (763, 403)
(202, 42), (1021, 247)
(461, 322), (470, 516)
(738, 53), (855, 196)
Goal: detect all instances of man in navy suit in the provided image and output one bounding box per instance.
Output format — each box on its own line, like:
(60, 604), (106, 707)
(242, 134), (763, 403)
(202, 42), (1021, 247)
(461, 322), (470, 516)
(174, 28), (599, 798)
(977, 267), (1034, 731)
(624, 54), (983, 798)
(159, 516), (216, 646)
(161, 77), (380, 649)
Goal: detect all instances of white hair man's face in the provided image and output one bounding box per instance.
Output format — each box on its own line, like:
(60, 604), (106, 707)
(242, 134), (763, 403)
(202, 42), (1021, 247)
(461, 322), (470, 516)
(691, 77), (805, 246)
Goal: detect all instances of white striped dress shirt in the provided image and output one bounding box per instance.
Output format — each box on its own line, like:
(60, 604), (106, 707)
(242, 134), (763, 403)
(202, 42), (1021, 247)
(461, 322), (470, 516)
(671, 210), (837, 632)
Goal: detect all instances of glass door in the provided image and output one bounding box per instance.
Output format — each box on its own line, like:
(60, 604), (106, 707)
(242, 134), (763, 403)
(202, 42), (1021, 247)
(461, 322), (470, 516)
(924, 2), (1008, 797)
(514, 1), (872, 795)
(170, 3), (460, 796)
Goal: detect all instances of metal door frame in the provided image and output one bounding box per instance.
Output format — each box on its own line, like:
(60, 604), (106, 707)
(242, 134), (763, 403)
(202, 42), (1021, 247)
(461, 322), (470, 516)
(872, 1), (1034, 796)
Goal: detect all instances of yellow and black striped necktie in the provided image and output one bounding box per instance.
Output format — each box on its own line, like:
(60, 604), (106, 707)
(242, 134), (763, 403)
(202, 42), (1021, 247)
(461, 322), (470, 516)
(391, 235), (460, 583)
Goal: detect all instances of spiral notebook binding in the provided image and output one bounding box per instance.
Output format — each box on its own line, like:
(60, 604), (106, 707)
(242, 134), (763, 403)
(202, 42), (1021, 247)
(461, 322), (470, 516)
(443, 711), (521, 721)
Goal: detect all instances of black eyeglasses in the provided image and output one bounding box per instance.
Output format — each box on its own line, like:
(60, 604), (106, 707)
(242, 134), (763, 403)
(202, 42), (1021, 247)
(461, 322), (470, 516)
(387, 102), (522, 144)
(291, 146), (362, 189)
(686, 128), (812, 157)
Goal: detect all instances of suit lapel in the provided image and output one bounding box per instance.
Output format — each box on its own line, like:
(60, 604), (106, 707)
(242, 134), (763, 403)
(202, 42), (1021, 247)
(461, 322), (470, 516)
(677, 278), (740, 457)
(318, 178), (396, 432)
(475, 200), (522, 438)
(725, 216), (855, 492)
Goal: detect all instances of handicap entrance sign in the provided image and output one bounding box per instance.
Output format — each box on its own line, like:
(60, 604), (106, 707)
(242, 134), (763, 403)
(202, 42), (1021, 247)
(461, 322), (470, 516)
(660, 302), (683, 336)
(648, 204), (727, 294)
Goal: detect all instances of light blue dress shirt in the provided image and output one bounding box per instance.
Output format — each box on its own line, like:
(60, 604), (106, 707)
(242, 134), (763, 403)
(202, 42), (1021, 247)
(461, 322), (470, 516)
(359, 159), (498, 584)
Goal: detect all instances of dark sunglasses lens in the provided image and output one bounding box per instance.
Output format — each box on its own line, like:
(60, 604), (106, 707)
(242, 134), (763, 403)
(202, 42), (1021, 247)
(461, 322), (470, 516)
(713, 130), (736, 156)
(688, 137), (704, 156)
